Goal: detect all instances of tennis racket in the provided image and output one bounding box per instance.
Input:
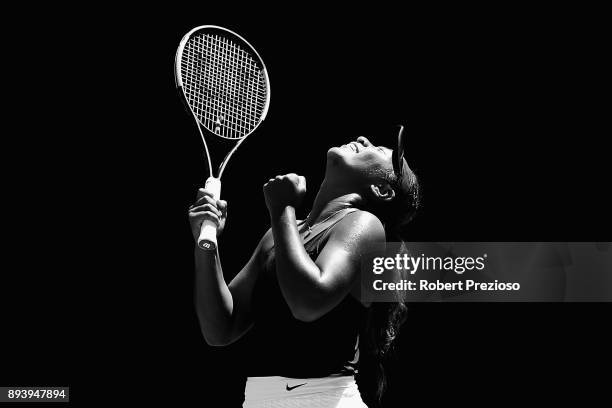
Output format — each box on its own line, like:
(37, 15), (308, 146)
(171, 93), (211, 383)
(175, 25), (271, 250)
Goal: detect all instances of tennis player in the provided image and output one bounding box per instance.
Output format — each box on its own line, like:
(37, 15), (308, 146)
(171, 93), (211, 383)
(188, 126), (420, 407)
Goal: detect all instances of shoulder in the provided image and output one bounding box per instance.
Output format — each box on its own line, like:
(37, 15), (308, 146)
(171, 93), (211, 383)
(329, 210), (385, 249)
(339, 209), (385, 236)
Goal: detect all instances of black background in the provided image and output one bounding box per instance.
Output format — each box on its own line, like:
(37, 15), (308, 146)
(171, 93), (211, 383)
(2, 5), (610, 406)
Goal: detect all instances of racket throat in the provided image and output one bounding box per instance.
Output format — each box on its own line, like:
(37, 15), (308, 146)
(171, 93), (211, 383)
(217, 138), (246, 178)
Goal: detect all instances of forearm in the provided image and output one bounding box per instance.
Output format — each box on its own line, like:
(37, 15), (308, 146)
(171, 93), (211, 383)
(270, 206), (323, 313)
(194, 248), (234, 345)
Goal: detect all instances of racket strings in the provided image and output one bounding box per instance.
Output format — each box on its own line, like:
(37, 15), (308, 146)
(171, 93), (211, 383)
(180, 33), (267, 139)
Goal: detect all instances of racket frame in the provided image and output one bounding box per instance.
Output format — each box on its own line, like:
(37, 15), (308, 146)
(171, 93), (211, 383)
(175, 25), (270, 250)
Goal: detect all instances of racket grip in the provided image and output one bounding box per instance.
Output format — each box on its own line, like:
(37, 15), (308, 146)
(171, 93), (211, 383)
(197, 177), (222, 251)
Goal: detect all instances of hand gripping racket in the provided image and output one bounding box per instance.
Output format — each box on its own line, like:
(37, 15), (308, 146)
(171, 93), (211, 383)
(175, 26), (271, 250)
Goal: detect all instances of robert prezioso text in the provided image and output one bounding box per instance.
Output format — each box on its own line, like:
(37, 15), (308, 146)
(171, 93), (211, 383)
(373, 279), (521, 292)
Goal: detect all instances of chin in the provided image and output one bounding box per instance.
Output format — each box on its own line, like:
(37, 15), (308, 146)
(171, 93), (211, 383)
(328, 146), (351, 158)
(326, 148), (354, 176)
(326, 147), (346, 164)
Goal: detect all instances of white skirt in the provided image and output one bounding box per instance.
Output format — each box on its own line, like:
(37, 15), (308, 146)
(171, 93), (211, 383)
(243, 375), (368, 408)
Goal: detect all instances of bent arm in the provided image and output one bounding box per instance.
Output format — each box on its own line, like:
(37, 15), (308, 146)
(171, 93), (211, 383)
(194, 230), (269, 346)
(271, 207), (384, 322)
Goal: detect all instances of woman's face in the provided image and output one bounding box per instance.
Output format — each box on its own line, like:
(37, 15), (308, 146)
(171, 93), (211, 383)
(326, 136), (394, 186)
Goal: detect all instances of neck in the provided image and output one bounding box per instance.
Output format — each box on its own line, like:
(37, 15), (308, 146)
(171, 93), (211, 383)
(304, 179), (361, 227)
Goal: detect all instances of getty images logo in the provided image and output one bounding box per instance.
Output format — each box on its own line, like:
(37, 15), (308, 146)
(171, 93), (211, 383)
(372, 253), (488, 275)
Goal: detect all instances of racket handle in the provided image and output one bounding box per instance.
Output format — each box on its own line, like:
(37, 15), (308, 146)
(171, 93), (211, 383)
(197, 177), (222, 251)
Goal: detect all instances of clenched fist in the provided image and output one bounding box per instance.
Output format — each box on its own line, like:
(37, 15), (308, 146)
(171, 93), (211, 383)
(263, 173), (306, 215)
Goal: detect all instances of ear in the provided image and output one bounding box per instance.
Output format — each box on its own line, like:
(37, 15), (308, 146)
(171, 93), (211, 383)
(370, 183), (395, 202)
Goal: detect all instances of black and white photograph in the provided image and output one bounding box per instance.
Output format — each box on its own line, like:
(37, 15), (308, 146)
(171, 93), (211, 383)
(2, 6), (610, 407)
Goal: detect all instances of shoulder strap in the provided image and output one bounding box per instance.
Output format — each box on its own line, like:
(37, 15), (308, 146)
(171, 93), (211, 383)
(302, 208), (359, 247)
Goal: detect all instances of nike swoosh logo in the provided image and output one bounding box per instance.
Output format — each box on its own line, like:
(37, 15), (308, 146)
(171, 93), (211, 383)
(286, 382), (307, 391)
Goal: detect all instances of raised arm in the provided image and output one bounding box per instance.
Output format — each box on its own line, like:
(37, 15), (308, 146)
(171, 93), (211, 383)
(189, 189), (268, 346)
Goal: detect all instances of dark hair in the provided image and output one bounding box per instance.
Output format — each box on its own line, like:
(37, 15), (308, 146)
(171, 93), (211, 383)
(381, 167), (421, 235)
(361, 168), (420, 405)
